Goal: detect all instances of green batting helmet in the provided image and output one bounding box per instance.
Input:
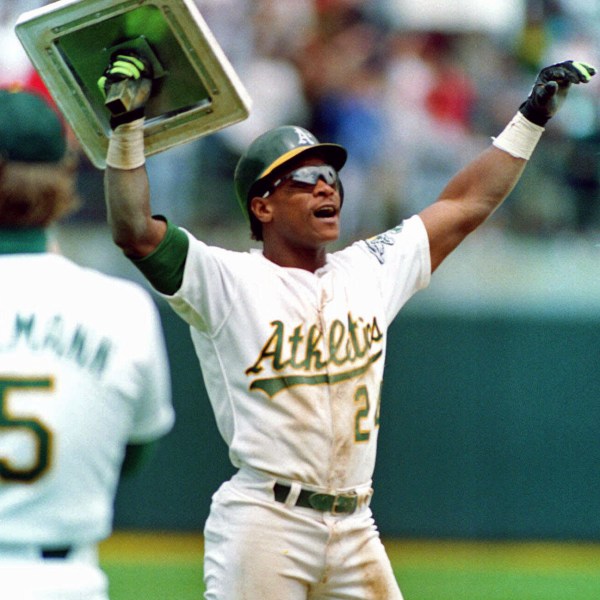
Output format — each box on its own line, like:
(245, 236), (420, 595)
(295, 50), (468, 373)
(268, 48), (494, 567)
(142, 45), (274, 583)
(234, 125), (347, 219)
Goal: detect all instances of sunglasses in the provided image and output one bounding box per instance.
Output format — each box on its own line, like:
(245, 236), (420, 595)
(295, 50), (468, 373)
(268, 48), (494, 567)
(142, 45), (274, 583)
(262, 165), (340, 197)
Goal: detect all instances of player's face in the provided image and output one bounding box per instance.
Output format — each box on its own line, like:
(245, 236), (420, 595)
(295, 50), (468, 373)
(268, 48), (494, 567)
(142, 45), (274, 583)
(262, 158), (342, 250)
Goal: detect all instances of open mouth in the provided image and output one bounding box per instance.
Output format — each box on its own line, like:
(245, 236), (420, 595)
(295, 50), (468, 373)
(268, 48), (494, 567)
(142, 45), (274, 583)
(313, 205), (338, 219)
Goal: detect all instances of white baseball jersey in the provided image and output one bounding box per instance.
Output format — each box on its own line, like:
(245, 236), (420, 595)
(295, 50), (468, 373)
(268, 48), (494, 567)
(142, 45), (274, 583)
(0, 249), (174, 547)
(165, 215), (429, 491)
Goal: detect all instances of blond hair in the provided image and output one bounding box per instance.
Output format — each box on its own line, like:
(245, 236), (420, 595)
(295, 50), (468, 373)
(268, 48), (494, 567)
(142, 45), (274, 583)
(0, 156), (80, 227)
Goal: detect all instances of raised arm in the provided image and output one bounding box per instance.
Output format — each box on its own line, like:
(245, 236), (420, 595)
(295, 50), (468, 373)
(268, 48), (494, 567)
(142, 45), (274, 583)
(419, 60), (595, 273)
(104, 161), (165, 258)
(99, 53), (166, 258)
(419, 143), (525, 272)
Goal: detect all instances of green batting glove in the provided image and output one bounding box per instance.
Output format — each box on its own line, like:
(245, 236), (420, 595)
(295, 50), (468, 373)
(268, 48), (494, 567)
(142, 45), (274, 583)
(519, 60), (596, 126)
(98, 52), (153, 128)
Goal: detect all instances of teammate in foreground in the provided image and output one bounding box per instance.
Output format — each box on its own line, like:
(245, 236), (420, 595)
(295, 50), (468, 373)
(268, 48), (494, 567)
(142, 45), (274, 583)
(100, 57), (594, 599)
(0, 88), (175, 600)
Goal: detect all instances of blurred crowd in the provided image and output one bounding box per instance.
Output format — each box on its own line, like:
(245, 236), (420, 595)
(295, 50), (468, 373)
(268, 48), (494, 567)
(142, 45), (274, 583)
(3, 0), (600, 242)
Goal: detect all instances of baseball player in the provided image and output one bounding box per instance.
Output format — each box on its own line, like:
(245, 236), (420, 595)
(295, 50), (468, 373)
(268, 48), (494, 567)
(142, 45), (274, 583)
(99, 57), (594, 599)
(0, 88), (175, 600)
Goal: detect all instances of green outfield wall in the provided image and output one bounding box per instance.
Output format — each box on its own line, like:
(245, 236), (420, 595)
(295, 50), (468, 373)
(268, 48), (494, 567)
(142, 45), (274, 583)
(114, 300), (600, 540)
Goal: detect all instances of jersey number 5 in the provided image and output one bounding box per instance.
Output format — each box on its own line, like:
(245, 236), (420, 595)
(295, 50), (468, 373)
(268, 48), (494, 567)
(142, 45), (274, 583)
(0, 377), (53, 483)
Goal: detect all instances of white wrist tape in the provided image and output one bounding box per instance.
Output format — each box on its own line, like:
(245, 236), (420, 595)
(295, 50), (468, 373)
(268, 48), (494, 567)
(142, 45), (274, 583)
(106, 118), (145, 169)
(491, 112), (544, 160)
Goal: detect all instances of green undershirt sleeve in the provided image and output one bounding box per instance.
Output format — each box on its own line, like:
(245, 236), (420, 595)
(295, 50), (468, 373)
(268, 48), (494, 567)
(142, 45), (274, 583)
(130, 217), (189, 296)
(121, 441), (159, 476)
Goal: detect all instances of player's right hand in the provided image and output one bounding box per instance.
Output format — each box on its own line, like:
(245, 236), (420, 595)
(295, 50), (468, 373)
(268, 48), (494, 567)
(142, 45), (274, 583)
(519, 60), (596, 126)
(97, 52), (153, 128)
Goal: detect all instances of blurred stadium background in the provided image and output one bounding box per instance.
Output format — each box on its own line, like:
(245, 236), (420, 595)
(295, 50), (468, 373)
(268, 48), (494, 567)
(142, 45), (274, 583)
(4, 0), (600, 597)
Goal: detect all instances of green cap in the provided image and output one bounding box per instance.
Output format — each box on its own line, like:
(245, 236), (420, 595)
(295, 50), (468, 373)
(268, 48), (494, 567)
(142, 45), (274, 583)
(0, 88), (66, 163)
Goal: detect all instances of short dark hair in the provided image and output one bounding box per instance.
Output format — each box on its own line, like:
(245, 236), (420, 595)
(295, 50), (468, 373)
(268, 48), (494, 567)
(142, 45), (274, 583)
(246, 180), (269, 241)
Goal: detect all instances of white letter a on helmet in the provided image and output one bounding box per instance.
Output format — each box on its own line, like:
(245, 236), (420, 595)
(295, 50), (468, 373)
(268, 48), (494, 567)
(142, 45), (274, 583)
(294, 127), (315, 146)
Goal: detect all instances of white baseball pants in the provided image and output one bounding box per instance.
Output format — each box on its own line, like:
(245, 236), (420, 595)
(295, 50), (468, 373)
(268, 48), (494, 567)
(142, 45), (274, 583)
(203, 468), (403, 600)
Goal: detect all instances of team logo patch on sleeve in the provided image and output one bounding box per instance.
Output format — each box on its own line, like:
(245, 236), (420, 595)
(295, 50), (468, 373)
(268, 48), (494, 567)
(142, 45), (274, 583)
(364, 224), (404, 264)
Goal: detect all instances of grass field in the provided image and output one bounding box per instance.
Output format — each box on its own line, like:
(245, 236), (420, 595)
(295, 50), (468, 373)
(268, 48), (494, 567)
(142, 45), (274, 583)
(99, 532), (600, 599)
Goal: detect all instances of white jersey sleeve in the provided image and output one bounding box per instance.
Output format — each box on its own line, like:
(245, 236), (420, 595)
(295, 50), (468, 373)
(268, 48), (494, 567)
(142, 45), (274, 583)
(120, 293), (175, 443)
(164, 233), (246, 335)
(339, 215), (431, 324)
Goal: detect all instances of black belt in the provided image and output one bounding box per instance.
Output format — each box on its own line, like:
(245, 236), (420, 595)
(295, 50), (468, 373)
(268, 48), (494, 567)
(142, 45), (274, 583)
(274, 483), (359, 514)
(41, 547), (72, 559)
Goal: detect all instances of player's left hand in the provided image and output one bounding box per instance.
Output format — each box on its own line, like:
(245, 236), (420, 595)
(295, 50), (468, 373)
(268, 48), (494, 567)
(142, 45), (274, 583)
(97, 51), (153, 129)
(519, 60), (596, 126)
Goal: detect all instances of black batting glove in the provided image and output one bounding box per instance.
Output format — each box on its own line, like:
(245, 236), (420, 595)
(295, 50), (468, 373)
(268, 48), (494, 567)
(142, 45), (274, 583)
(519, 60), (596, 126)
(97, 52), (153, 129)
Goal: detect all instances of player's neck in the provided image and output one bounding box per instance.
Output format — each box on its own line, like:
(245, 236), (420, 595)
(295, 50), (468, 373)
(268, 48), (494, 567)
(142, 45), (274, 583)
(262, 244), (327, 272)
